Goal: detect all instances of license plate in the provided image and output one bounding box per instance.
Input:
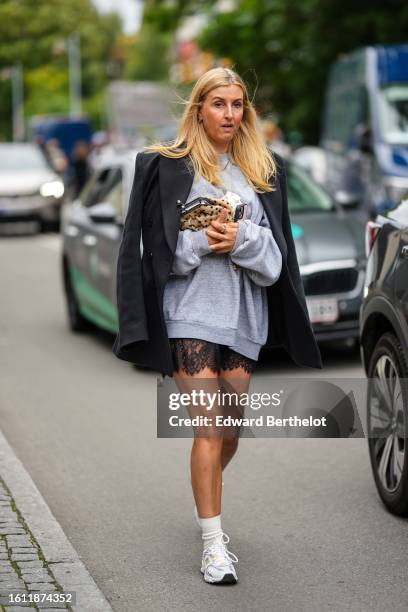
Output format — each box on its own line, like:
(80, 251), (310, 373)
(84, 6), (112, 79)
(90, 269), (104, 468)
(306, 298), (339, 324)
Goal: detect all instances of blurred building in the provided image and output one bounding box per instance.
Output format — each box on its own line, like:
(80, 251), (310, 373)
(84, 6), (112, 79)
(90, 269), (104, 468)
(106, 80), (175, 146)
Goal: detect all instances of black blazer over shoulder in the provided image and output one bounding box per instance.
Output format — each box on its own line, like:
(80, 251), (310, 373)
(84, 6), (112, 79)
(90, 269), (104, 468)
(112, 150), (322, 375)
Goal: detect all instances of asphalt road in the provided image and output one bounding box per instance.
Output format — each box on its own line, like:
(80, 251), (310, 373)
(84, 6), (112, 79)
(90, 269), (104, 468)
(1, 233), (407, 612)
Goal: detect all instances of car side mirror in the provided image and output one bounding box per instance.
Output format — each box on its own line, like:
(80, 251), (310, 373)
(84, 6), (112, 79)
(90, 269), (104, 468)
(88, 202), (118, 224)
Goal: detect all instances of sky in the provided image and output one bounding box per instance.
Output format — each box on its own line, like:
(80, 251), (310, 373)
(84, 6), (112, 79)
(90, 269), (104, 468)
(92, 0), (143, 34)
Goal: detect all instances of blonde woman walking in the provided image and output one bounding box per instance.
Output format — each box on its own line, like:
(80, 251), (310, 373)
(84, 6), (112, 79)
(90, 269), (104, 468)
(113, 67), (322, 584)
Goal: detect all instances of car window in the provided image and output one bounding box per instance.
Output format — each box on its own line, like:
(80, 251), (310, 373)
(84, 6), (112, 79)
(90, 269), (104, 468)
(102, 169), (124, 222)
(378, 84), (408, 145)
(324, 85), (368, 149)
(81, 168), (111, 208)
(287, 162), (333, 213)
(0, 144), (50, 172)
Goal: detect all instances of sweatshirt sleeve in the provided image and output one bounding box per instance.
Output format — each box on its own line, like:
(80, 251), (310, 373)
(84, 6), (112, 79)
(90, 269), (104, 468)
(229, 213), (282, 287)
(170, 228), (212, 276)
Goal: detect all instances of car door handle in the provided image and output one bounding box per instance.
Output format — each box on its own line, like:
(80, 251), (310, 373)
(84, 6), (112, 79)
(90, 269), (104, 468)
(83, 234), (97, 247)
(401, 245), (408, 259)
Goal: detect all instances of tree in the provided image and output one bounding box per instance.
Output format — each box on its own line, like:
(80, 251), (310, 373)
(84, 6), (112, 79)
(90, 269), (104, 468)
(124, 25), (172, 82)
(0, 0), (122, 139)
(197, 0), (408, 142)
(145, 0), (408, 143)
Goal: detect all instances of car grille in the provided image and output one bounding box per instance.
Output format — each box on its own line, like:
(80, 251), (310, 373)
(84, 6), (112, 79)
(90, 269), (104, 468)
(302, 268), (359, 296)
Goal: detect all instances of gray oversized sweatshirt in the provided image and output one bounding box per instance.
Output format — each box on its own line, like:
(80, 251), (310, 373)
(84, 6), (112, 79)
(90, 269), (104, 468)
(163, 152), (282, 360)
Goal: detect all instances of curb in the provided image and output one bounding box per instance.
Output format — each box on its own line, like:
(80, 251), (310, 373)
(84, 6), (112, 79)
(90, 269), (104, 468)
(0, 429), (113, 611)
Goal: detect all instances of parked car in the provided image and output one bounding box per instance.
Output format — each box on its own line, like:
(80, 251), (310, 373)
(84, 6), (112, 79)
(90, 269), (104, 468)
(0, 143), (65, 233)
(321, 43), (408, 215)
(61, 154), (366, 345)
(286, 162), (366, 344)
(360, 196), (408, 516)
(61, 150), (137, 335)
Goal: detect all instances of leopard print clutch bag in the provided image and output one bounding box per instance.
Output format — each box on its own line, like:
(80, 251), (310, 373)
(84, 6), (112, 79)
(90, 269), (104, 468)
(178, 196), (234, 231)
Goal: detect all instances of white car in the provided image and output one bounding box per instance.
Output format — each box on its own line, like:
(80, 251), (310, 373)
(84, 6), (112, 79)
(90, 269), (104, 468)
(0, 142), (65, 234)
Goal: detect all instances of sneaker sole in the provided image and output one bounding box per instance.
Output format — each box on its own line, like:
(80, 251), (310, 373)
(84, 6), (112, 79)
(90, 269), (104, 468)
(201, 569), (237, 585)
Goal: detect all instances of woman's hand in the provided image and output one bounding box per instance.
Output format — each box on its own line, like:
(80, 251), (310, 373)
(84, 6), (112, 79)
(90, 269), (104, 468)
(205, 209), (238, 253)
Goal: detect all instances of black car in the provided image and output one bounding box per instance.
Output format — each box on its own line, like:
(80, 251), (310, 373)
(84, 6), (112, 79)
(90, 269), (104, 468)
(360, 196), (408, 515)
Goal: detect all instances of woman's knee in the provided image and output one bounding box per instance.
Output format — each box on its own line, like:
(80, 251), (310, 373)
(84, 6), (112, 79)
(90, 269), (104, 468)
(193, 434), (224, 456)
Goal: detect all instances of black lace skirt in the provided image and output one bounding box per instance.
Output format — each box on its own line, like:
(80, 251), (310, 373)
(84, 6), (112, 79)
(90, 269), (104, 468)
(169, 338), (257, 376)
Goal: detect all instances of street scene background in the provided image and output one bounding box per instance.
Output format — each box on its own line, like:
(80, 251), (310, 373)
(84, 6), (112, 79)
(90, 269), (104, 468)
(1, 1), (408, 611)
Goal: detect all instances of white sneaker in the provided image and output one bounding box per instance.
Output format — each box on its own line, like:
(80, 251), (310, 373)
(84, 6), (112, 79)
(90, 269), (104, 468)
(201, 533), (238, 584)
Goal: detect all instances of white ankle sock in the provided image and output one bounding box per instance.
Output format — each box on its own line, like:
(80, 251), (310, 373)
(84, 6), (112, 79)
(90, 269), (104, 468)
(200, 514), (223, 549)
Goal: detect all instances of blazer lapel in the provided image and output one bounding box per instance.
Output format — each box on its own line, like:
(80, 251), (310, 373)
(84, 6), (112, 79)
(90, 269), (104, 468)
(159, 154), (194, 253)
(158, 152), (287, 260)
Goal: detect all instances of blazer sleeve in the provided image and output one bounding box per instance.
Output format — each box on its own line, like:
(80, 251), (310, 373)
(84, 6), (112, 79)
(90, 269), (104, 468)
(114, 152), (149, 350)
(279, 158), (309, 316)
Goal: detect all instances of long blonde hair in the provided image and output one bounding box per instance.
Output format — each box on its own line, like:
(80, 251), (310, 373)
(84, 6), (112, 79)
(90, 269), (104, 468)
(145, 67), (277, 193)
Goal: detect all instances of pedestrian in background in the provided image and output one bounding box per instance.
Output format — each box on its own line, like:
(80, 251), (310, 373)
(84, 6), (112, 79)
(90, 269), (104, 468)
(70, 140), (90, 198)
(113, 67), (322, 585)
(262, 119), (292, 157)
(45, 138), (68, 176)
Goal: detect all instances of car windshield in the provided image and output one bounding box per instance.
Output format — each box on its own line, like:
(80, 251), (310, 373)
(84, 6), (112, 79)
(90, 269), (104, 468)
(0, 144), (50, 172)
(287, 162), (333, 212)
(378, 84), (408, 144)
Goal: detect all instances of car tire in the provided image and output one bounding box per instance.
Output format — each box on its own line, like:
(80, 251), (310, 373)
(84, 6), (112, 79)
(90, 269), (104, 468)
(63, 261), (90, 333)
(367, 332), (408, 516)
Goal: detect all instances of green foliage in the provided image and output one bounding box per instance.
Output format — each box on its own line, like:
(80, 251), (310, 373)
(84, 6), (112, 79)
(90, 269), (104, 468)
(124, 25), (172, 82)
(82, 91), (108, 131)
(144, 0), (211, 31)
(197, 0), (408, 142)
(147, 0), (408, 143)
(24, 65), (70, 117)
(0, 0), (122, 139)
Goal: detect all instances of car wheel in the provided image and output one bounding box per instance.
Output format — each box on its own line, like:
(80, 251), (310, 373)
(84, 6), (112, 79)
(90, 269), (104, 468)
(64, 262), (90, 333)
(367, 332), (408, 516)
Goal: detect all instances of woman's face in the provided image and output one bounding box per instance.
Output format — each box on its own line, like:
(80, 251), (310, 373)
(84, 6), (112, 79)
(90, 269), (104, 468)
(198, 84), (244, 153)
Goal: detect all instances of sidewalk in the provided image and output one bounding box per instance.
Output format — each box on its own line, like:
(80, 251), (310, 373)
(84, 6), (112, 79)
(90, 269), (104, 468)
(0, 430), (113, 611)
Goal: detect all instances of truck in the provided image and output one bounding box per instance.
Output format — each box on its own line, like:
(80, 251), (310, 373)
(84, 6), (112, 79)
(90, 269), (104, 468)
(320, 44), (408, 214)
(28, 115), (92, 166)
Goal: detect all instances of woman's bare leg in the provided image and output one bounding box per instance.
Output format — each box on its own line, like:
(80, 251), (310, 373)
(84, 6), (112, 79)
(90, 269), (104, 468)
(174, 367), (224, 519)
(173, 349), (253, 519)
(219, 367), (252, 471)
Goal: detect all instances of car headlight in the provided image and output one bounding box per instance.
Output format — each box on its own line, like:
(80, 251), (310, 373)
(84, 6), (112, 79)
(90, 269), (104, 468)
(40, 180), (64, 198)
